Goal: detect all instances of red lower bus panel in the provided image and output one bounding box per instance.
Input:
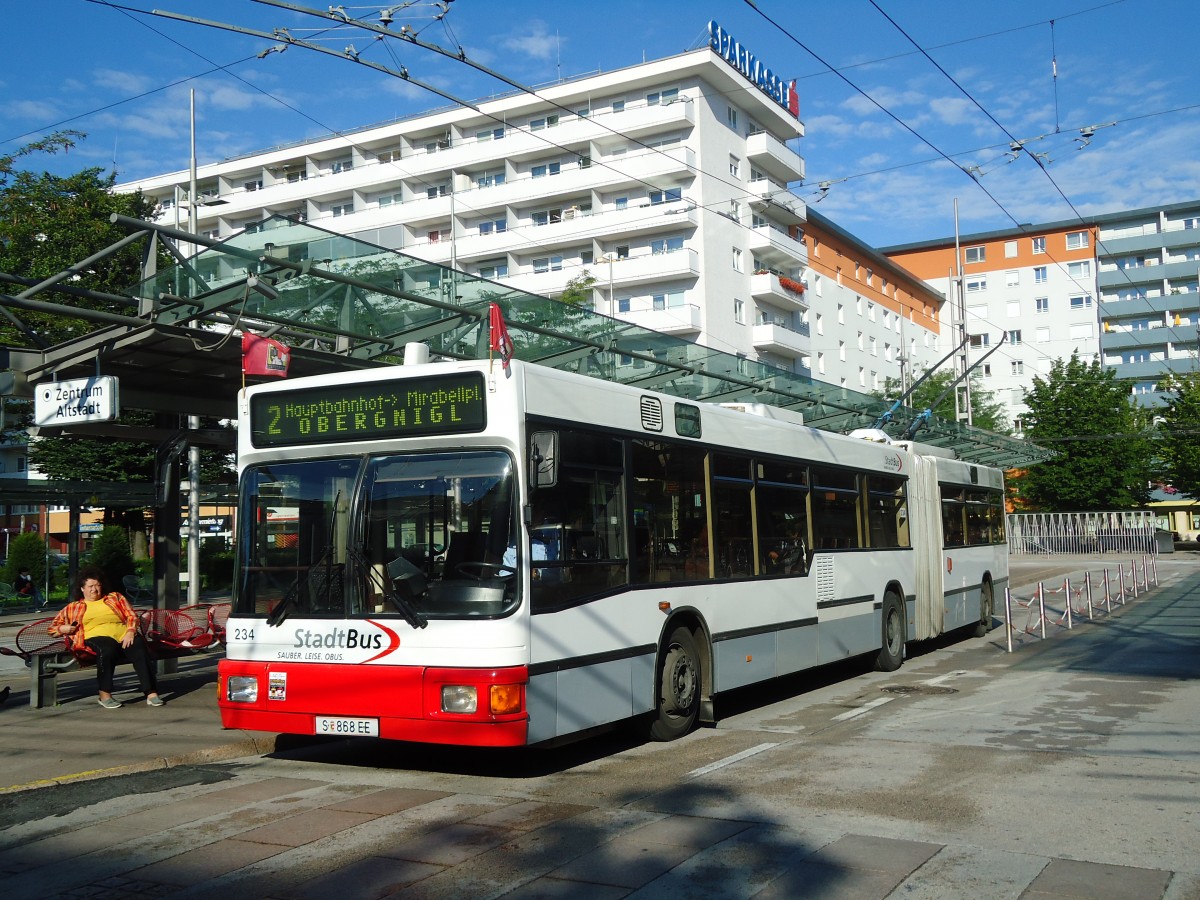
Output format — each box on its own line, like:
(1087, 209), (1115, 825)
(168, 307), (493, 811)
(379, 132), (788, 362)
(218, 659), (529, 747)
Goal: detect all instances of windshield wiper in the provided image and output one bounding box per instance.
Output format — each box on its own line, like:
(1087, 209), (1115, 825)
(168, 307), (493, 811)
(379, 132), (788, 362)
(268, 490), (341, 628)
(350, 545), (428, 630)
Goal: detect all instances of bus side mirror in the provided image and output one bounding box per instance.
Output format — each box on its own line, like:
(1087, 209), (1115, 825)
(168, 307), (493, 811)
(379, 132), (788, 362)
(531, 431), (558, 489)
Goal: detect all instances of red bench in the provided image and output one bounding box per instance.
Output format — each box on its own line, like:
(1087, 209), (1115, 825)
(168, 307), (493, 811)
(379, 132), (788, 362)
(0, 604), (229, 708)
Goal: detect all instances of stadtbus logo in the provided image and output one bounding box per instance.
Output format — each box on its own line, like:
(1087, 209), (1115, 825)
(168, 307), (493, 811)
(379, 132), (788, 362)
(883, 453), (903, 473)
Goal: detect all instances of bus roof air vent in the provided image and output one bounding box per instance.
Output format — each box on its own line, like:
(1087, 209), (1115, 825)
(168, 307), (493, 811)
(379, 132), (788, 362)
(640, 396), (664, 432)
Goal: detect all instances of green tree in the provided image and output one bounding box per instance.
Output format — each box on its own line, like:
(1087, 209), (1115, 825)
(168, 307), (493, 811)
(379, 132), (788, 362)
(1157, 371), (1200, 499)
(3, 531), (47, 591)
(877, 368), (1011, 434)
(87, 525), (137, 592)
(558, 270), (598, 307)
(0, 134), (161, 348)
(1016, 353), (1155, 511)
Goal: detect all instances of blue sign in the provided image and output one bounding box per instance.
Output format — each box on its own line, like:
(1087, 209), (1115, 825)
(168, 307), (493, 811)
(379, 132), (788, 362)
(708, 20), (798, 118)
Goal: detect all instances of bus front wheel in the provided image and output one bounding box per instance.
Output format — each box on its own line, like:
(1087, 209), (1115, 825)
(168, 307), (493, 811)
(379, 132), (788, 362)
(875, 592), (904, 672)
(648, 626), (701, 741)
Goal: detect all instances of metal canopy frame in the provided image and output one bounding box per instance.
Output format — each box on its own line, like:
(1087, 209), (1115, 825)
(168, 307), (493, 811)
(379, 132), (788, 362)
(0, 214), (1053, 469)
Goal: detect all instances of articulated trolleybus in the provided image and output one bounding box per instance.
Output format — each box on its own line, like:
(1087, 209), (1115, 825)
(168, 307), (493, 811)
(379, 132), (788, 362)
(219, 355), (1007, 746)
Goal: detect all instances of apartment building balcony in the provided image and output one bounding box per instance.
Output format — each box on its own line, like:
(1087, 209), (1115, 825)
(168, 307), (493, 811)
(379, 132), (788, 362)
(745, 131), (804, 183)
(1100, 326), (1172, 352)
(1099, 228), (1200, 256)
(1104, 358), (1181, 381)
(746, 180), (806, 225)
(752, 321), (810, 358)
(618, 302), (702, 336)
(750, 272), (808, 310)
(594, 248), (700, 291)
(747, 223), (807, 267)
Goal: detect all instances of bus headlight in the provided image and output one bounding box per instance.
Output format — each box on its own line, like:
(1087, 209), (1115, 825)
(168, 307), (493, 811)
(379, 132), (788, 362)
(441, 685), (478, 714)
(227, 675), (259, 703)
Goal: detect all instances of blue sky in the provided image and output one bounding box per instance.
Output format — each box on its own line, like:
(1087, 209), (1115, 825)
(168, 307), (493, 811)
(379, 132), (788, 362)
(3, 0), (1199, 247)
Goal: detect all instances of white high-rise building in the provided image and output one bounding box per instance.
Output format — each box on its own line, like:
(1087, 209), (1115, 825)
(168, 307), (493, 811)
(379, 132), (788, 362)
(120, 34), (944, 384)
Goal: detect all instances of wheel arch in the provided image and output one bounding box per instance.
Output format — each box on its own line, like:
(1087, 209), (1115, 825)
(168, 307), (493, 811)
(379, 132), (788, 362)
(656, 607), (714, 724)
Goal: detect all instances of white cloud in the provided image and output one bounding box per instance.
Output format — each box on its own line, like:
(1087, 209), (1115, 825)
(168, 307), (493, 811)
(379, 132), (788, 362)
(91, 68), (154, 95)
(502, 21), (561, 62)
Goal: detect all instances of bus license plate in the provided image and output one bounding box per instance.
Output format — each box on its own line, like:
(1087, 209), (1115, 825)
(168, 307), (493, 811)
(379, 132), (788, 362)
(314, 716), (379, 737)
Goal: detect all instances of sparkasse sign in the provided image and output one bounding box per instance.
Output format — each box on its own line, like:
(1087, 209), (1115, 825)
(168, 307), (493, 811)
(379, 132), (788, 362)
(35, 376), (120, 426)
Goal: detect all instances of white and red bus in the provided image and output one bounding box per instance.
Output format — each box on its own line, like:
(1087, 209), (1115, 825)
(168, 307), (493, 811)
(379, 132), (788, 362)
(218, 356), (1007, 746)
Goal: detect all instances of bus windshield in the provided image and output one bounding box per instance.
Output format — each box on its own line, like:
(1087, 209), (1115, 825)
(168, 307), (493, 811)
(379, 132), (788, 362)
(237, 451), (519, 621)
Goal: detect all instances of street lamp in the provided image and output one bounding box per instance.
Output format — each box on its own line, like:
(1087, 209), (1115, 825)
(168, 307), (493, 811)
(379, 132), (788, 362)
(596, 254), (617, 316)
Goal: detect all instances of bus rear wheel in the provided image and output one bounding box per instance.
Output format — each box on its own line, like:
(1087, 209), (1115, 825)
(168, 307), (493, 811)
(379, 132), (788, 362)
(973, 581), (994, 637)
(874, 592), (904, 672)
(648, 626), (701, 741)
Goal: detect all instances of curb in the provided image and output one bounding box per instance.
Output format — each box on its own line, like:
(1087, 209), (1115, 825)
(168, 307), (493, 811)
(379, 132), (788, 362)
(0, 734), (279, 796)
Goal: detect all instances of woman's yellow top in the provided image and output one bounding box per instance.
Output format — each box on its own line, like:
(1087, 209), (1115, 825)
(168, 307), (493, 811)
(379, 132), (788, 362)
(82, 598), (129, 642)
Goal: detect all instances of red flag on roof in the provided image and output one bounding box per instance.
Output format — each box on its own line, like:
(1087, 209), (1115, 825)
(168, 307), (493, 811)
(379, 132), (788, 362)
(489, 302), (513, 370)
(242, 332), (290, 378)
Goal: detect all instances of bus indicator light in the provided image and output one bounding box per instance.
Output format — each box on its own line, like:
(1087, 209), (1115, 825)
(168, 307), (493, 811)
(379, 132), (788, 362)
(490, 684), (522, 715)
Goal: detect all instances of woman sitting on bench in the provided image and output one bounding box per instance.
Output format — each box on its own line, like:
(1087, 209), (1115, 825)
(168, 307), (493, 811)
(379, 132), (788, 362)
(47, 566), (164, 709)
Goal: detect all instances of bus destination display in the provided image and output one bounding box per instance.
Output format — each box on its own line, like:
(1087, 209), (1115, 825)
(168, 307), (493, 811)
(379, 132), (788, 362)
(250, 372), (487, 447)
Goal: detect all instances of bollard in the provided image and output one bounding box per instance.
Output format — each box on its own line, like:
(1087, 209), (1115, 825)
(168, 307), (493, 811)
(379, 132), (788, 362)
(1063, 577), (1073, 629)
(1084, 570), (1094, 619)
(1118, 565), (1126, 605)
(1151, 555), (1158, 587)
(1037, 582), (1047, 640)
(1132, 560), (1139, 599)
(1005, 587), (1014, 653)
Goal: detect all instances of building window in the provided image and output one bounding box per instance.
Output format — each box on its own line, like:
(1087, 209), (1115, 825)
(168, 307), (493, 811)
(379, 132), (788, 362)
(650, 236), (684, 255)
(476, 169), (506, 188)
(1006, 270), (1020, 287)
(618, 298), (631, 313)
(1006, 300), (1021, 317)
(1011, 360), (1024, 375)
(964, 246), (985, 264)
(478, 262), (509, 279)
(1070, 294), (1093, 310)
(652, 291), (685, 309)
(617, 245), (630, 260)
(533, 256), (563, 274)
(578, 154), (591, 169)
(331, 202), (353, 217)
(331, 157), (353, 174)
(728, 200), (741, 222)
(612, 99), (625, 113)
(1036, 327), (1050, 342)
(243, 179), (262, 192)
(530, 114), (559, 130)
(287, 170), (308, 183)
(1005, 240), (1018, 258)
(965, 276), (988, 293)
(1032, 236), (1046, 254)
(478, 218), (507, 235)
(982, 363), (992, 376)
(1066, 231), (1089, 250)
(969, 333), (990, 348)
(649, 188), (682, 205)
(734, 298), (745, 324)
(838, 340), (846, 361)
(476, 127), (505, 142)
(1034, 266), (1048, 284)
(732, 248), (743, 272)
(1008, 329), (1022, 344)
(729, 155), (740, 178)
(531, 208), (563, 226)
(1036, 297), (1049, 313)
(1067, 261), (1091, 279)
(531, 162), (561, 178)
(1070, 323), (1094, 340)
(426, 184), (449, 199)
(377, 191), (402, 208)
(727, 106), (738, 128)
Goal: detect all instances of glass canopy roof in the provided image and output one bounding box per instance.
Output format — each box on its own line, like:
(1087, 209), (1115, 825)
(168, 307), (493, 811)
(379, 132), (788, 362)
(139, 216), (1052, 469)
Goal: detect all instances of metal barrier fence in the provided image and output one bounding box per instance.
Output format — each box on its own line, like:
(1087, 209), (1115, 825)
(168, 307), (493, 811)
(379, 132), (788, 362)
(1007, 510), (1161, 556)
(1003, 555), (1158, 652)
